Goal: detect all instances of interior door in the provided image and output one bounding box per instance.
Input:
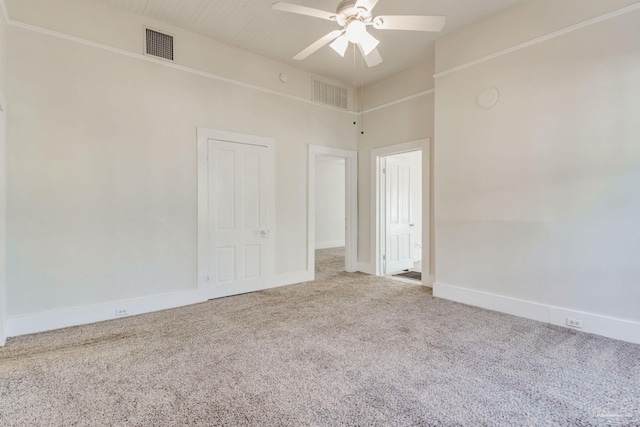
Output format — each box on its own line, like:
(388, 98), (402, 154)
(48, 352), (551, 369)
(384, 155), (414, 274)
(208, 139), (274, 299)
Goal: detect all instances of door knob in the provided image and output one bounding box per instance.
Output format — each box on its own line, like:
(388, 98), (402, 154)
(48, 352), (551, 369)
(261, 229), (270, 238)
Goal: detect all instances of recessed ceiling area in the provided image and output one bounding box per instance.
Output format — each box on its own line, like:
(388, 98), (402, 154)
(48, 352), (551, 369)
(95, 0), (526, 86)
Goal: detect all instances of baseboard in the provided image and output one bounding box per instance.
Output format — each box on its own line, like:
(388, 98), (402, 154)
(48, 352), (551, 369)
(548, 307), (640, 345)
(5, 270), (317, 340)
(433, 282), (640, 344)
(315, 240), (345, 250)
(356, 262), (375, 275)
(6, 289), (206, 338)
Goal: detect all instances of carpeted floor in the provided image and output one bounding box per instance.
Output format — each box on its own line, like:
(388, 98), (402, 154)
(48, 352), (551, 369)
(0, 250), (639, 426)
(314, 246), (347, 281)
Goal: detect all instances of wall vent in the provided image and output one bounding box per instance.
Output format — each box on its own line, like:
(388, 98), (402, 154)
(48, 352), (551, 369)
(312, 78), (348, 110)
(145, 28), (174, 61)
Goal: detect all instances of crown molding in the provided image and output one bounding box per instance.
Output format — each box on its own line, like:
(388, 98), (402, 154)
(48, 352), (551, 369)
(361, 88), (434, 114)
(434, 2), (640, 80)
(3, 3), (353, 114)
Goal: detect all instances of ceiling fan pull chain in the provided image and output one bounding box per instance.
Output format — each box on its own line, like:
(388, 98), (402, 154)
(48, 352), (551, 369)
(353, 43), (358, 127)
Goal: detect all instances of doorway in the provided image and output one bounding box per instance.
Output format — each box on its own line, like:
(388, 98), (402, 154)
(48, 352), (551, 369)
(308, 145), (357, 279)
(314, 156), (346, 279)
(371, 139), (430, 284)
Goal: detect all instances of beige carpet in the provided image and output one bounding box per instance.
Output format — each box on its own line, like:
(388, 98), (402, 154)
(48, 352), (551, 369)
(0, 250), (638, 426)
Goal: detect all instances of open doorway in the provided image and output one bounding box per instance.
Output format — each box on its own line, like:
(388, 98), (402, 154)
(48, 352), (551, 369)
(314, 156), (346, 280)
(308, 145), (357, 280)
(371, 139), (430, 285)
(381, 151), (422, 281)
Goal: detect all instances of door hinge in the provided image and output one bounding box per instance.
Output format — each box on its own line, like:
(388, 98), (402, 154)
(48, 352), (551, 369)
(207, 275), (210, 282)
(382, 168), (386, 174)
(383, 255), (386, 260)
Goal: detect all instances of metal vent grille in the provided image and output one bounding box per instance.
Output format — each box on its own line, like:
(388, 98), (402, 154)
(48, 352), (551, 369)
(313, 78), (348, 110)
(145, 28), (174, 61)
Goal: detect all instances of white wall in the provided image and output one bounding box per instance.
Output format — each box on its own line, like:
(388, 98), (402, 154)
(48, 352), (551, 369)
(4, 0), (357, 328)
(357, 59), (434, 279)
(434, 0), (640, 342)
(315, 157), (345, 249)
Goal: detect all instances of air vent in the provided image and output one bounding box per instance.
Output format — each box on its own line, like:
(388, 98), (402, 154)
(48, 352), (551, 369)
(145, 28), (174, 61)
(313, 78), (348, 110)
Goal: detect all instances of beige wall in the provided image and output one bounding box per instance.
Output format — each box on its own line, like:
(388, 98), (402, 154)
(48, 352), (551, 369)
(5, 0), (357, 318)
(434, 3), (640, 321)
(357, 59), (435, 279)
(0, 7), (7, 343)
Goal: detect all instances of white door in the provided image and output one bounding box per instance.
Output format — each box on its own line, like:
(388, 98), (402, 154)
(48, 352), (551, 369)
(208, 138), (275, 299)
(384, 155), (414, 274)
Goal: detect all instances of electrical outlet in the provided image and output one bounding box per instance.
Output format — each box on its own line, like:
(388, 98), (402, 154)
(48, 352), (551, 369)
(566, 317), (582, 329)
(115, 308), (128, 317)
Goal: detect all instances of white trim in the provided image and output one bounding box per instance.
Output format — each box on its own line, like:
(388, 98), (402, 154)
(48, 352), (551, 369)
(6, 288), (205, 338)
(433, 3), (640, 79)
(308, 145), (358, 276)
(0, 91), (4, 346)
(370, 140), (430, 278)
(6, 19), (352, 114)
(315, 240), (345, 250)
(434, 282), (640, 345)
(361, 89), (434, 114)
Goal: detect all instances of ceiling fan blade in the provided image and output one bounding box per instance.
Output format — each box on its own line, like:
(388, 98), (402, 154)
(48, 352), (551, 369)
(374, 15), (446, 32)
(355, 0), (379, 13)
(272, 2), (336, 21)
(357, 45), (383, 67)
(293, 30), (344, 60)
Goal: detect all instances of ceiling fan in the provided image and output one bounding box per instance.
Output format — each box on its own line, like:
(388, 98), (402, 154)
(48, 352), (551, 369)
(272, 0), (446, 67)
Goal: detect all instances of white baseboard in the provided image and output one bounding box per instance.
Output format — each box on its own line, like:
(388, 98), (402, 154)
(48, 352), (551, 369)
(356, 262), (375, 275)
(6, 289), (206, 338)
(433, 282), (640, 344)
(548, 307), (640, 345)
(315, 240), (345, 250)
(5, 270), (316, 340)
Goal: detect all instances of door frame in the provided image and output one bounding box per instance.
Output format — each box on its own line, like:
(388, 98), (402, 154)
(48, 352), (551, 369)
(308, 145), (358, 275)
(197, 127), (276, 299)
(371, 139), (430, 279)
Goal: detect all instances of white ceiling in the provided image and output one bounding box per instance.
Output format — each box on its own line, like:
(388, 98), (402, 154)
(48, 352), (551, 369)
(96, 0), (527, 86)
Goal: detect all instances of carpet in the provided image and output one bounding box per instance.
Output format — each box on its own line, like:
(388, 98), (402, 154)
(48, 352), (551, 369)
(1, 251), (639, 426)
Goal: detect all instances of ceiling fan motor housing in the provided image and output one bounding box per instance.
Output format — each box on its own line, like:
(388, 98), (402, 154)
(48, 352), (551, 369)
(335, 0), (373, 27)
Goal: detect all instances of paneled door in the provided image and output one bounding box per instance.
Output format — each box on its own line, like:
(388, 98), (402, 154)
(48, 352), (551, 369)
(207, 137), (275, 299)
(384, 155), (414, 274)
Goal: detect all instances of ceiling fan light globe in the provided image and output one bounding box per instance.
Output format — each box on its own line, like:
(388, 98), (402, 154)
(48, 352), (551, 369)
(345, 20), (367, 43)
